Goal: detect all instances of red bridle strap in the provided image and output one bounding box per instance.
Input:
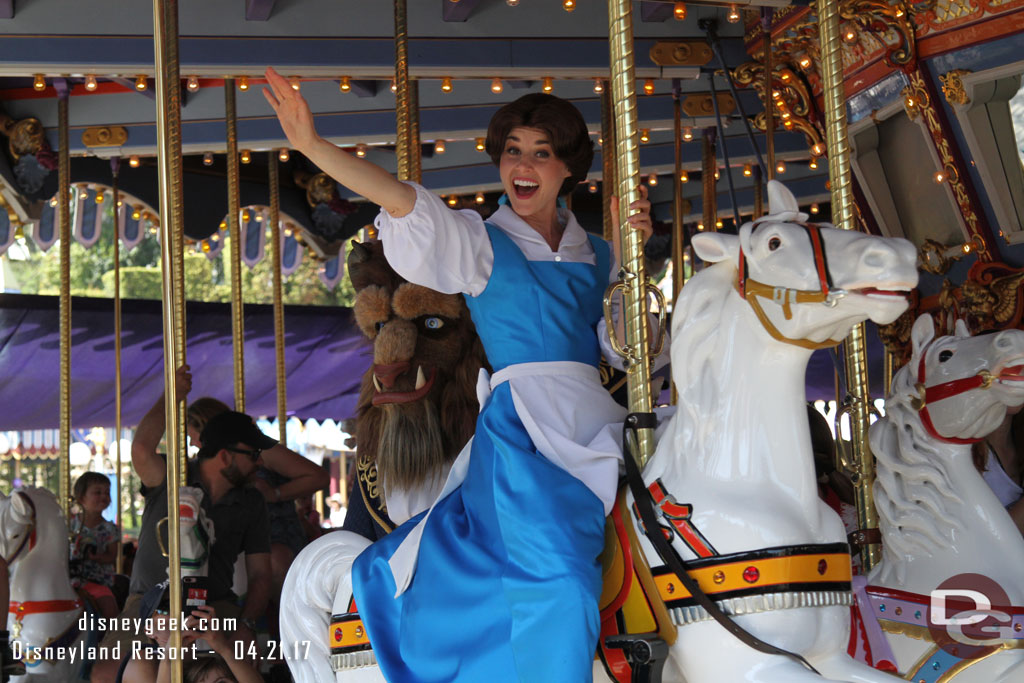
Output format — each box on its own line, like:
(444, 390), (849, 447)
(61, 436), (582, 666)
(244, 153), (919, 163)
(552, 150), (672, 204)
(9, 599), (83, 619)
(915, 344), (1024, 444)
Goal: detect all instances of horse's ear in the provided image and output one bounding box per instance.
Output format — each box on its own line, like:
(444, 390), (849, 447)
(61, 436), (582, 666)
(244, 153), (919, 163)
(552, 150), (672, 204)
(953, 318), (971, 339)
(911, 313), (936, 358)
(692, 232), (739, 264)
(11, 491), (31, 522)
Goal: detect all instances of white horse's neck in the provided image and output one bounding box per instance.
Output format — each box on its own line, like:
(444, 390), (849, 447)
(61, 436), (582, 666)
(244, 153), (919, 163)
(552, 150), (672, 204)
(872, 399), (1024, 601)
(669, 280), (819, 518)
(10, 498), (76, 603)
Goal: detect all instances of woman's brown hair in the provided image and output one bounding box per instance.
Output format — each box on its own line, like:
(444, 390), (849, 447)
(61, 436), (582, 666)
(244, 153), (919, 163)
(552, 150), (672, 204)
(186, 397), (231, 435)
(484, 93), (593, 196)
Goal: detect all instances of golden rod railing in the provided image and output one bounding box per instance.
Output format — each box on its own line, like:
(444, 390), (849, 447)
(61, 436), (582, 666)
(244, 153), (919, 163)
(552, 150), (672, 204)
(111, 159), (124, 574)
(819, 0), (880, 571)
(224, 80), (245, 412)
(269, 153), (287, 444)
(601, 86), (617, 242)
(57, 87), (71, 519)
(153, 0), (187, 674)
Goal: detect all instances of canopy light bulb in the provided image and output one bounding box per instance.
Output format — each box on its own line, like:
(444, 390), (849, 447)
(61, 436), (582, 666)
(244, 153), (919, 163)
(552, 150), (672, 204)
(643, 79), (655, 95)
(434, 140), (446, 154)
(507, 0), (519, 5)
(129, 155), (140, 168)
(49, 197), (58, 208)
(279, 148), (290, 162)
(186, 76), (199, 92)
(809, 158), (818, 170)
(390, 78), (397, 93)
(679, 170), (689, 183)
(219, 220), (227, 230)
(475, 192), (485, 204)
(238, 76), (249, 91)
(284, 226), (293, 237)
(241, 209), (251, 223)
(491, 78), (503, 94)
(648, 173), (658, 186)
(727, 5), (741, 23)
(33, 74), (46, 91)
(203, 152), (214, 166)
(447, 196), (458, 207)
(743, 163), (752, 177)
(475, 137), (485, 151)
(441, 77), (453, 93)
(339, 76), (351, 93)
(85, 75), (98, 91)
(776, 160), (787, 174)
(542, 77), (553, 93)
(934, 170), (946, 183)
(95, 192), (104, 204)
(588, 181), (598, 193)
(355, 143), (367, 158)
(783, 120), (794, 129)
(811, 142), (826, 157)
(682, 126), (694, 142)
(563, 0), (575, 11)
(697, 223), (705, 231)
(674, 2), (687, 20)
(844, 29), (858, 44)
(799, 57), (812, 69)
(640, 128), (650, 143)
(810, 203), (819, 214)
(240, 149), (252, 164)
(255, 212), (264, 222)
(135, 75), (148, 91)
(289, 76), (301, 91)
(132, 207), (142, 220)
(593, 78), (604, 94)
(714, 169), (720, 180)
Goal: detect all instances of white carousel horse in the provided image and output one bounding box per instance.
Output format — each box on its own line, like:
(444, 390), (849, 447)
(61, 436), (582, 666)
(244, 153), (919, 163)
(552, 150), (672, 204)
(854, 314), (1024, 681)
(281, 181), (917, 682)
(1, 488), (87, 682)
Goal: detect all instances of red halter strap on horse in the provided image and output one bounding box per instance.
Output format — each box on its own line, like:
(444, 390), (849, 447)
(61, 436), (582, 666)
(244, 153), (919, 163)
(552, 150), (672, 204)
(914, 339), (1024, 444)
(735, 220), (843, 350)
(8, 599), (84, 619)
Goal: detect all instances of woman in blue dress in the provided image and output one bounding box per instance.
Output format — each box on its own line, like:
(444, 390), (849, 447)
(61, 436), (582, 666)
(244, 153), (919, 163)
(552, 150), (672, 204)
(265, 67), (653, 682)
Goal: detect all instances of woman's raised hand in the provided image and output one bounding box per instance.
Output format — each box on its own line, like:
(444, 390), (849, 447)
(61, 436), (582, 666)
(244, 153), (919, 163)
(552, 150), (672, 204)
(263, 66), (319, 153)
(609, 184), (654, 266)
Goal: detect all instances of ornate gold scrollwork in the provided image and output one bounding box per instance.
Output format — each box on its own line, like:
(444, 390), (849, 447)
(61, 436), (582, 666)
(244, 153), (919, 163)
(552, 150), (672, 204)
(0, 114), (46, 161)
(733, 61), (825, 152)
(939, 69), (972, 106)
(837, 0), (933, 69)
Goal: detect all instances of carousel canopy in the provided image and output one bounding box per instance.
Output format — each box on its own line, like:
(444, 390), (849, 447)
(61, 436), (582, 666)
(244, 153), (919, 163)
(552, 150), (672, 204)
(0, 293), (370, 431)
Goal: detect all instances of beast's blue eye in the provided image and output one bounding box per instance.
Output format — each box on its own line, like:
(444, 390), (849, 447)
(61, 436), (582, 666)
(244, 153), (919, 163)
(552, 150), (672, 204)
(424, 317), (444, 330)
(374, 322), (384, 332)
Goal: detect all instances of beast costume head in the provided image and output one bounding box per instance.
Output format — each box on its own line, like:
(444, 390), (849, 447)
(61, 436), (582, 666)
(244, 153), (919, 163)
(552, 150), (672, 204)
(349, 240), (488, 530)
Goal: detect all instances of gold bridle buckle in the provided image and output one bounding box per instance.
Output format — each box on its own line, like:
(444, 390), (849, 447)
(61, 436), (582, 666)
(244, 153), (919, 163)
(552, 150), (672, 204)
(979, 369), (995, 389)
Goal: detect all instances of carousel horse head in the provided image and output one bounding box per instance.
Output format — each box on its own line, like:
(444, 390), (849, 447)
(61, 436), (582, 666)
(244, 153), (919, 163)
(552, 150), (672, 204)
(0, 490), (36, 567)
(690, 180), (917, 351)
(901, 313), (1024, 443)
(348, 239), (489, 494)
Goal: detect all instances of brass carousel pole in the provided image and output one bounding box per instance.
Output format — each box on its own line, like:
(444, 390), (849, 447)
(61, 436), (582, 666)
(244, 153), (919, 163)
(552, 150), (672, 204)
(671, 84), (684, 405)
(394, 0), (416, 183)
(883, 350), (894, 399)
(111, 158), (124, 574)
(154, 0), (187, 673)
(269, 153), (287, 445)
(601, 86), (617, 241)
(224, 80), (245, 412)
(409, 80), (422, 184)
(762, 9), (776, 181)
(819, 0), (880, 571)
(701, 130), (717, 230)
(607, 0), (656, 465)
(57, 84), (71, 518)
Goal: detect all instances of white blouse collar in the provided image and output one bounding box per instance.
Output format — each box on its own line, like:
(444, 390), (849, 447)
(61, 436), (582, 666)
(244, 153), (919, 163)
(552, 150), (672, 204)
(489, 205), (589, 253)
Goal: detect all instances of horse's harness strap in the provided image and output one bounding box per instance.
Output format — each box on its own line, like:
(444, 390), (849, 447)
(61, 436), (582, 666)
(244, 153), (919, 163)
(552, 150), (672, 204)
(9, 599), (83, 618)
(848, 528), (882, 547)
(622, 412), (821, 674)
(914, 338), (1024, 444)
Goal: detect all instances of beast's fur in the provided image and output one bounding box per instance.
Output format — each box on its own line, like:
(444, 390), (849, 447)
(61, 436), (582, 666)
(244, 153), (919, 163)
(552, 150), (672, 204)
(349, 240), (488, 497)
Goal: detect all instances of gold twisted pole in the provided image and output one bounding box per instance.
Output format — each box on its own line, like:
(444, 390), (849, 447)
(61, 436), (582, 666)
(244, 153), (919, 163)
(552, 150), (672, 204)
(225, 80), (245, 412)
(154, 0), (187, 675)
(701, 131), (716, 230)
(112, 160), (124, 574)
(394, 0), (414, 182)
(819, 0), (880, 571)
(607, 0), (655, 466)
(410, 80), (422, 184)
(600, 86), (616, 242)
(57, 88), (71, 519)
(269, 153), (287, 444)
(763, 10), (775, 182)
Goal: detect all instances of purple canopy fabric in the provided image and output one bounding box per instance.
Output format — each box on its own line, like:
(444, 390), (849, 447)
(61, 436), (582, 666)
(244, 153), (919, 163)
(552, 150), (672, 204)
(0, 294), (370, 430)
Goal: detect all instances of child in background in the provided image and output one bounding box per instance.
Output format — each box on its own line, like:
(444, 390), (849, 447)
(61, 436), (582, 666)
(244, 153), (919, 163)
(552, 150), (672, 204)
(69, 472), (119, 618)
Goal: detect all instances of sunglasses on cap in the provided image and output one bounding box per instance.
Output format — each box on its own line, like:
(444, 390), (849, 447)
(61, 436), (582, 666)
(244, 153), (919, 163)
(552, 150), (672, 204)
(224, 446), (262, 462)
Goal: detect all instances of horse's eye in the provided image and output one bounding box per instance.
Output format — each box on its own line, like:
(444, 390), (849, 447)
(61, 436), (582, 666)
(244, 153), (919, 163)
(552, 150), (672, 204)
(768, 237), (782, 251)
(938, 349), (954, 362)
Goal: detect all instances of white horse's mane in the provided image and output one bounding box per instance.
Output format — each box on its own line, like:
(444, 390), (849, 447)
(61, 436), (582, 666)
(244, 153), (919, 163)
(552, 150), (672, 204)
(666, 260), (735, 455)
(872, 364), (963, 582)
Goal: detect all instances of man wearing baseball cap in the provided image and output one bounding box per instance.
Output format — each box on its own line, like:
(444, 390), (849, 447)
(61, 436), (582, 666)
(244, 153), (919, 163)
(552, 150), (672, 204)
(91, 369), (272, 683)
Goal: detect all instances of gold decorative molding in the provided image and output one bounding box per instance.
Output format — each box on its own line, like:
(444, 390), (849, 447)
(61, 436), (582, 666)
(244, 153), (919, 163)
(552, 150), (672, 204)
(838, 0), (934, 69)
(681, 93), (735, 118)
(0, 114), (46, 161)
(901, 81), (929, 120)
(649, 40), (714, 67)
(939, 69), (971, 106)
(81, 126), (128, 148)
(734, 61), (825, 152)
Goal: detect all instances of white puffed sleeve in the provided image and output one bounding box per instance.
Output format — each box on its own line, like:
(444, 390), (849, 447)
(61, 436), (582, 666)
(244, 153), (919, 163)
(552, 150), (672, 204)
(376, 182), (494, 297)
(598, 247), (671, 372)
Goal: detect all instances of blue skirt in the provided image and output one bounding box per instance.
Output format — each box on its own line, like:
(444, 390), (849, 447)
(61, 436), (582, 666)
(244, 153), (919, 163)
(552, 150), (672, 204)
(352, 383), (607, 682)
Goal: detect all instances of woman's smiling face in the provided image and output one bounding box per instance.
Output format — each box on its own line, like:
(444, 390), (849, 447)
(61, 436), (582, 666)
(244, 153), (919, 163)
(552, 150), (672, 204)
(499, 126), (570, 223)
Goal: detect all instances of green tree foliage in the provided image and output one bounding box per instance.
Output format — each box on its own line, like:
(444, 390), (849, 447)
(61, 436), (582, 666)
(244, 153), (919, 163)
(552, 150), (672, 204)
(5, 204), (355, 307)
